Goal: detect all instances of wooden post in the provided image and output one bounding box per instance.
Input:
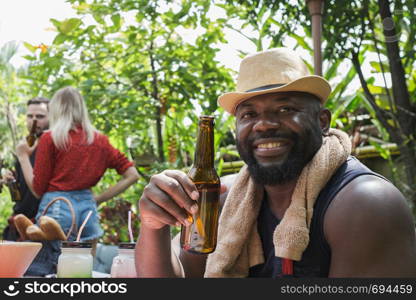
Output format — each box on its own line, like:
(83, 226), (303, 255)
(306, 0), (324, 76)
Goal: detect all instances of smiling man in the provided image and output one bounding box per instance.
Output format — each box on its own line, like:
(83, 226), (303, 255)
(135, 48), (416, 278)
(235, 91), (326, 186)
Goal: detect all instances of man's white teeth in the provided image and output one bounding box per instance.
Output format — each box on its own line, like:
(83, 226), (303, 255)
(257, 142), (282, 149)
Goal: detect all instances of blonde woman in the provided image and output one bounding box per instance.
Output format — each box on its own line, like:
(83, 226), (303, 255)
(16, 86), (139, 275)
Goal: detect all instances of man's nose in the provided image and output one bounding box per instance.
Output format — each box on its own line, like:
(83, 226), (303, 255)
(252, 115), (280, 131)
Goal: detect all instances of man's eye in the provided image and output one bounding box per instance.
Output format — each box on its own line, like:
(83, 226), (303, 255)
(278, 107), (295, 113)
(241, 112), (256, 119)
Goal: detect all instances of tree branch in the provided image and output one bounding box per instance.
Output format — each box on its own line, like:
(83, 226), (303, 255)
(149, 40), (165, 163)
(377, 0), (415, 136)
(351, 52), (400, 142)
(366, 9), (395, 113)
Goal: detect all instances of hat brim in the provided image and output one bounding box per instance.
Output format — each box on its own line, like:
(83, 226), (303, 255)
(218, 75), (331, 115)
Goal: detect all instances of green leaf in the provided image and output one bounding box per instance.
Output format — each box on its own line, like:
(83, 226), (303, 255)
(22, 55), (36, 61)
(369, 141), (390, 160)
(73, 2), (90, 13)
(287, 32), (312, 52)
(111, 14), (121, 29)
(369, 61), (389, 73)
(0, 41), (19, 61)
(324, 60), (341, 80)
(367, 84), (384, 95)
(50, 18), (61, 29)
(23, 42), (37, 53)
(330, 94), (362, 128)
(53, 33), (67, 45)
(59, 18), (82, 34)
(329, 65), (357, 101)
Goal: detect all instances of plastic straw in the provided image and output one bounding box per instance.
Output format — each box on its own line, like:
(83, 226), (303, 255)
(128, 210), (134, 243)
(76, 210), (93, 242)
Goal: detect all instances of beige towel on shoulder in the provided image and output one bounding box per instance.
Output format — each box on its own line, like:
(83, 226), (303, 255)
(205, 129), (351, 277)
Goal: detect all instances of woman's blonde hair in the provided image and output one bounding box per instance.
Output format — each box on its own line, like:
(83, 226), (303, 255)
(49, 86), (96, 150)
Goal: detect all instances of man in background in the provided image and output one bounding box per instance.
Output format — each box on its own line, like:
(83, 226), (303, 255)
(1, 97), (49, 241)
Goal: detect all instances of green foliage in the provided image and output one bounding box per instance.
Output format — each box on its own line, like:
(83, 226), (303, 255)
(0, 42), (30, 160)
(0, 188), (14, 236)
(16, 0), (236, 242)
(99, 198), (140, 244)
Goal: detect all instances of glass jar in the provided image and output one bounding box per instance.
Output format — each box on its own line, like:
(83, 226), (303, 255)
(110, 242), (136, 278)
(57, 241), (93, 278)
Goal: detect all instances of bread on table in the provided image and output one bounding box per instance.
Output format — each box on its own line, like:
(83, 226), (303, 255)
(38, 216), (67, 241)
(26, 224), (47, 241)
(14, 214), (34, 241)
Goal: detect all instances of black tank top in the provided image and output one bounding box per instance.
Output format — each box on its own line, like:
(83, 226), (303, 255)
(248, 156), (386, 277)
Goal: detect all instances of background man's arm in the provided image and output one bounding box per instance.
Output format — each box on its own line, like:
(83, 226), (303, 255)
(17, 154), (39, 198)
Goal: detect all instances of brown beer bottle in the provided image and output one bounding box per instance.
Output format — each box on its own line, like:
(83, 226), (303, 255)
(26, 120), (38, 147)
(180, 115), (221, 254)
(7, 171), (21, 202)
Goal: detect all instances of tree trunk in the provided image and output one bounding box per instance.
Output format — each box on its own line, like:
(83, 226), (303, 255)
(377, 0), (416, 208)
(377, 0), (415, 135)
(149, 42), (165, 163)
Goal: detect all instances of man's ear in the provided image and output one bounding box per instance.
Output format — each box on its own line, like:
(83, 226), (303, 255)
(319, 108), (331, 135)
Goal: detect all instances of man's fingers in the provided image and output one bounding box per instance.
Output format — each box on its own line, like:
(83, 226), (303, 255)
(158, 170), (199, 214)
(163, 170), (199, 198)
(139, 170), (201, 229)
(140, 197), (179, 229)
(142, 185), (190, 226)
(2, 170), (15, 181)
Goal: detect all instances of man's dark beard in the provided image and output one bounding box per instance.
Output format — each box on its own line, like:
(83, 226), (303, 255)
(237, 130), (320, 185)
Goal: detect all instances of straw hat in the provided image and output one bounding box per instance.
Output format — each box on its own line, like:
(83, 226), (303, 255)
(218, 48), (331, 115)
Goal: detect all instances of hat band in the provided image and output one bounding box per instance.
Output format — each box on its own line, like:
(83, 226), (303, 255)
(245, 83), (285, 93)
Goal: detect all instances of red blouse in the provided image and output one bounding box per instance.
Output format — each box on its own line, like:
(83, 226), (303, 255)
(33, 128), (134, 197)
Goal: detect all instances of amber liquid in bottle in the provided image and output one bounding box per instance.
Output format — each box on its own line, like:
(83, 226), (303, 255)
(26, 120), (38, 147)
(180, 116), (220, 254)
(7, 171), (21, 202)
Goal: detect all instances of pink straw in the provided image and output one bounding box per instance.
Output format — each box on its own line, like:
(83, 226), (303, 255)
(76, 210), (93, 242)
(128, 210), (134, 243)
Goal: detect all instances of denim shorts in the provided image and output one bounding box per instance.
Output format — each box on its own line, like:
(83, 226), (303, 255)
(25, 190), (103, 276)
(36, 190), (103, 241)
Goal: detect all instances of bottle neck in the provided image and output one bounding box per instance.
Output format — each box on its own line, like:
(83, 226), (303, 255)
(29, 120), (38, 137)
(193, 119), (214, 169)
